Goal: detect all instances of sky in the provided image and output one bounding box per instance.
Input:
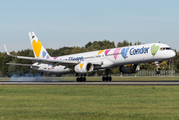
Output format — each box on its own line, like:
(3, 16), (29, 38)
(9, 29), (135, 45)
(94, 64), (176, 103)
(0, 0), (179, 52)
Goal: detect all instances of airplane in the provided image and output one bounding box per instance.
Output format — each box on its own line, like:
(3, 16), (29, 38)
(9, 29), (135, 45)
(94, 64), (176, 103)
(4, 32), (176, 82)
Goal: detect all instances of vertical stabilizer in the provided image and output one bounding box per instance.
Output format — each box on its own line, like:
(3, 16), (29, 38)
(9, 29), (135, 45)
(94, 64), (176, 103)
(29, 32), (51, 59)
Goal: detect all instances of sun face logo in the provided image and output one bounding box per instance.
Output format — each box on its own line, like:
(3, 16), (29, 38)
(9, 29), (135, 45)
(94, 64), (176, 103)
(105, 49), (111, 55)
(42, 51), (46, 58)
(32, 40), (42, 58)
(68, 68), (73, 72)
(80, 64), (84, 69)
(98, 50), (104, 55)
(151, 45), (159, 57)
(113, 48), (121, 59)
(46, 55), (50, 59)
(121, 47), (129, 59)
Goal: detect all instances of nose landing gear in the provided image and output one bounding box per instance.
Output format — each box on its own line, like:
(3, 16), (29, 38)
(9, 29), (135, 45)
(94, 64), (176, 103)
(155, 61), (160, 74)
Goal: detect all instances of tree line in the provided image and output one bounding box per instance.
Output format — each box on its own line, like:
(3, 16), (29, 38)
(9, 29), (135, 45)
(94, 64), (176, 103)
(0, 40), (178, 77)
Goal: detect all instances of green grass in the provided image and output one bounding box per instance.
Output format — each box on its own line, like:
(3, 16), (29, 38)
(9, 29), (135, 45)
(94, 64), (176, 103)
(50, 76), (179, 81)
(86, 76), (179, 81)
(1, 76), (179, 81)
(0, 77), (10, 81)
(0, 85), (179, 119)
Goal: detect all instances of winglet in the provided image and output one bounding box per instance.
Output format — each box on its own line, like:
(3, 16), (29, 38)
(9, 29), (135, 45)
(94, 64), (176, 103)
(4, 44), (10, 56)
(3, 44), (16, 57)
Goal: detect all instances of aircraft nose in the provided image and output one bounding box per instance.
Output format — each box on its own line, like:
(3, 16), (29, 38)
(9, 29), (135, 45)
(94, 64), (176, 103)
(170, 50), (176, 58)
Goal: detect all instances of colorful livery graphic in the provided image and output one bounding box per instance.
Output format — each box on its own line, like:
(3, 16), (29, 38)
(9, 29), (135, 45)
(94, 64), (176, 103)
(4, 32), (176, 81)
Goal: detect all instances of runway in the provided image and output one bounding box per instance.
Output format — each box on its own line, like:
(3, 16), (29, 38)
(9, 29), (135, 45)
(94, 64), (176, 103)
(1, 81), (179, 85)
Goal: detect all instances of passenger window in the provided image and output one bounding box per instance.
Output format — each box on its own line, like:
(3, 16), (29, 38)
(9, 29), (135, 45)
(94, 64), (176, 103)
(160, 47), (172, 51)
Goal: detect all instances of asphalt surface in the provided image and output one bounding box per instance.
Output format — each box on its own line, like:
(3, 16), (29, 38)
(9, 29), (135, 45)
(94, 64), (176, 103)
(0, 81), (179, 85)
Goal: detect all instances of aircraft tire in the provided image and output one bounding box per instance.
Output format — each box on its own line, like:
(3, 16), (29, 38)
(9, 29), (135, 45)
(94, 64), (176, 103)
(102, 77), (105, 81)
(77, 77), (80, 82)
(82, 77), (86, 82)
(109, 77), (112, 81)
(102, 77), (112, 81)
(79, 77), (82, 82)
(106, 77), (109, 81)
(83, 77), (86, 82)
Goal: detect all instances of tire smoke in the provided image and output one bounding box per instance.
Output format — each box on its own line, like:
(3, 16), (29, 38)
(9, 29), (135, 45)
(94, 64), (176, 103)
(10, 73), (58, 82)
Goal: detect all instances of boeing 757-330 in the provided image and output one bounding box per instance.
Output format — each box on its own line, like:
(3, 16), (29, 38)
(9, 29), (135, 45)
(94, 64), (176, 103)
(4, 32), (176, 81)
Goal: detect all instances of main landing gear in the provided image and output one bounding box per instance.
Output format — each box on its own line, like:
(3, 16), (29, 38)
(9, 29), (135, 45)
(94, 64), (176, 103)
(75, 69), (112, 82)
(102, 76), (112, 81)
(76, 74), (86, 82)
(102, 68), (112, 81)
(76, 77), (86, 82)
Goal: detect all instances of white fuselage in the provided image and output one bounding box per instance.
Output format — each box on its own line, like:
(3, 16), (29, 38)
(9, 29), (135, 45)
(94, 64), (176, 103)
(32, 43), (175, 73)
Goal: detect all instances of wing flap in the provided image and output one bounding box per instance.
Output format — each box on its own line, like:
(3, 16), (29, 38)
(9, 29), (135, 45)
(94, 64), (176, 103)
(7, 63), (32, 67)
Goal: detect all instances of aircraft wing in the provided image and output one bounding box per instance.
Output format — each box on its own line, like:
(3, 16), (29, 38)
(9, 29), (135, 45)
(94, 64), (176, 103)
(16, 56), (79, 65)
(4, 45), (79, 66)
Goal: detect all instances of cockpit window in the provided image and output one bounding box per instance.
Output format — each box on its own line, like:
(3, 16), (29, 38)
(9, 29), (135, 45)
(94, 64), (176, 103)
(160, 47), (172, 51)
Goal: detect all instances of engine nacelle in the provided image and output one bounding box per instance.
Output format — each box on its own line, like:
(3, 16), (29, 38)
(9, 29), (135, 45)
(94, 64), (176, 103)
(119, 64), (140, 74)
(74, 62), (94, 74)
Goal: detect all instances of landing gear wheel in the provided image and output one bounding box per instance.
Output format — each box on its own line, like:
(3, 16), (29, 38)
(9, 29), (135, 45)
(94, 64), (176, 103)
(77, 77), (80, 82)
(79, 77), (82, 82)
(81, 77), (86, 82)
(155, 70), (160, 74)
(108, 77), (112, 81)
(102, 77), (105, 81)
(102, 77), (111, 81)
(83, 77), (86, 82)
(106, 77), (109, 81)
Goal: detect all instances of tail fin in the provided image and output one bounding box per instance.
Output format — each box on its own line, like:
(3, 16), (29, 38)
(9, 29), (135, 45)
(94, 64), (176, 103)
(29, 32), (51, 59)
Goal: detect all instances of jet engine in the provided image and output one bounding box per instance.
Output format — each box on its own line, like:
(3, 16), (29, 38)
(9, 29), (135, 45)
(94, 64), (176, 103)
(74, 62), (94, 74)
(119, 64), (140, 74)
